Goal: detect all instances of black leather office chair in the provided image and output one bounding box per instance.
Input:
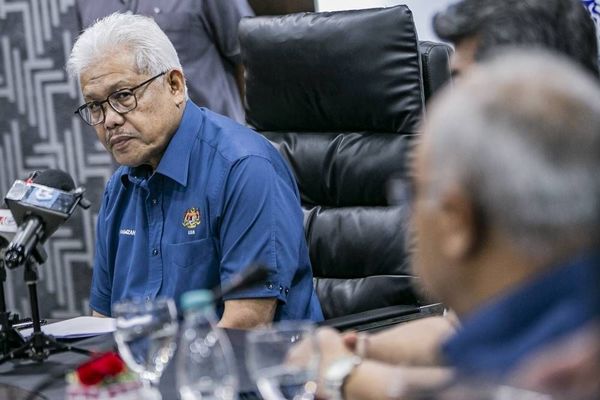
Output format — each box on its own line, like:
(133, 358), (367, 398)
(239, 6), (445, 331)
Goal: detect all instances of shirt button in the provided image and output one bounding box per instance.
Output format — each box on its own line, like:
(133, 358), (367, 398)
(152, 248), (159, 256)
(152, 199), (158, 205)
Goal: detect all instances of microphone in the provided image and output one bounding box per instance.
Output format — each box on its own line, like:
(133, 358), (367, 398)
(29, 169), (76, 191)
(212, 263), (270, 304)
(3, 169), (89, 269)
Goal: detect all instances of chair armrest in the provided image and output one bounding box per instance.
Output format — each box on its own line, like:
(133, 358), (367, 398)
(319, 303), (445, 332)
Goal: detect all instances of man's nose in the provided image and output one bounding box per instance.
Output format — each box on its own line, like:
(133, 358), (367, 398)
(103, 103), (125, 129)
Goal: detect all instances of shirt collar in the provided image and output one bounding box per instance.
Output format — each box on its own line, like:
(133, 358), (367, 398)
(119, 100), (204, 188)
(442, 251), (600, 375)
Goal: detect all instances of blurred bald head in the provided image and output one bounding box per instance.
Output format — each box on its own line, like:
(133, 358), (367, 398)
(411, 50), (600, 312)
(428, 49), (600, 260)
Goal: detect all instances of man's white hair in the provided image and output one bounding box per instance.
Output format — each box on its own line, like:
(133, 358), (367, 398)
(67, 12), (186, 94)
(424, 49), (600, 261)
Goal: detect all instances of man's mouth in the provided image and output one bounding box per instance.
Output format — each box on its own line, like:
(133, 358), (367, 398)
(109, 135), (134, 151)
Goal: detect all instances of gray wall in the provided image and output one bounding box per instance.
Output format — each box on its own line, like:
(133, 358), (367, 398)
(0, 0), (113, 318)
(318, 0), (600, 64)
(315, 0), (456, 42)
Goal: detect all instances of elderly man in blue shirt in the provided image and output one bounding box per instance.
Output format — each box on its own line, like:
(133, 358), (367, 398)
(66, 13), (323, 328)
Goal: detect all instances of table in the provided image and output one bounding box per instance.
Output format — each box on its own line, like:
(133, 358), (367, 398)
(0, 330), (258, 400)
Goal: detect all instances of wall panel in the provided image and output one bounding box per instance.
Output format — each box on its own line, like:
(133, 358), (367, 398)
(0, 0), (113, 318)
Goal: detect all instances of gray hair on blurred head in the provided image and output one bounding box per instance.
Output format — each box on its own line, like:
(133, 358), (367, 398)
(423, 49), (600, 261)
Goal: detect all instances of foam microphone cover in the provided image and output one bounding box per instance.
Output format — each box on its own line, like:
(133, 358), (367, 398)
(32, 169), (76, 192)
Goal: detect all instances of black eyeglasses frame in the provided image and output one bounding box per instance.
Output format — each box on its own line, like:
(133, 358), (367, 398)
(74, 71), (167, 126)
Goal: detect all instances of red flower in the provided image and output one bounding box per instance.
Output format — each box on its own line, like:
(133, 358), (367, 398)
(76, 352), (126, 386)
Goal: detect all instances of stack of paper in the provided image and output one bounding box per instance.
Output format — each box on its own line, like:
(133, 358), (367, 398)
(19, 316), (116, 339)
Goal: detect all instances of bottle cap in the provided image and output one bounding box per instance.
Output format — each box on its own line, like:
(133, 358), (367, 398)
(180, 289), (214, 311)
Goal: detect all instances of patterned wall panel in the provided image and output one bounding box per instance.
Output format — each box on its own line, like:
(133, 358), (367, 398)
(0, 0), (113, 318)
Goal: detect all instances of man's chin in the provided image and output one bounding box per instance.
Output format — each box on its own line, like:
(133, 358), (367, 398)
(113, 155), (140, 168)
(111, 148), (138, 165)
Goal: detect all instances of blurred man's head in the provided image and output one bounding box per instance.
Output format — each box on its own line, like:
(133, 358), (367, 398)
(433, 0), (599, 78)
(410, 50), (600, 316)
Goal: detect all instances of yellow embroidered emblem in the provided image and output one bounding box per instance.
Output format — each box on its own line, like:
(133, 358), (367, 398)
(182, 207), (201, 229)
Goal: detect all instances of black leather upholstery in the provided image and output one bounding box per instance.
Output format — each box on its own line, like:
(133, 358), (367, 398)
(241, 7), (424, 133)
(239, 6), (428, 324)
(419, 41), (453, 102)
(264, 132), (418, 319)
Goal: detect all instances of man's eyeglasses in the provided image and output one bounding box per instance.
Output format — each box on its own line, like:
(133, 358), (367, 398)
(75, 71), (166, 126)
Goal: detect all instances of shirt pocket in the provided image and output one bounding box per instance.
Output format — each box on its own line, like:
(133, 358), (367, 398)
(165, 238), (216, 269)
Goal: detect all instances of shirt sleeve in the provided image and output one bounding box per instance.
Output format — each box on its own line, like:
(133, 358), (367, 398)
(218, 156), (304, 304)
(200, 0), (254, 64)
(89, 186), (112, 316)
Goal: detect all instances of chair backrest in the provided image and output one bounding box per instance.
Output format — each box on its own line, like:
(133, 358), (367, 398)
(239, 6), (425, 320)
(419, 40), (453, 103)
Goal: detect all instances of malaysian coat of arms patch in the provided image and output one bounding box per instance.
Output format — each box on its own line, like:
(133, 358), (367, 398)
(182, 207), (201, 229)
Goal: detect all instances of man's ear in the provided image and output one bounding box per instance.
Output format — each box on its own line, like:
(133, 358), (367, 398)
(166, 69), (186, 105)
(438, 186), (480, 262)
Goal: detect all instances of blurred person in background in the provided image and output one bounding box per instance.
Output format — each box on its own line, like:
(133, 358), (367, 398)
(75, 0), (253, 123)
(433, 0), (599, 78)
(297, 50), (600, 400)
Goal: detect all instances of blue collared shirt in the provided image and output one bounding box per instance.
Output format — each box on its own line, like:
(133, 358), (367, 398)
(90, 101), (323, 321)
(442, 252), (600, 378)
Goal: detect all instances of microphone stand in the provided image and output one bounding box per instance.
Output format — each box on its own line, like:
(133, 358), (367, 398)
(0, 248), (92, 365)
(0, 256), (25, 355)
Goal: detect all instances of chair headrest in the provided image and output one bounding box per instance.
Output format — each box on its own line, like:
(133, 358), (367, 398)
(419, 41), (453, 103)
(239, 6), (424, 133)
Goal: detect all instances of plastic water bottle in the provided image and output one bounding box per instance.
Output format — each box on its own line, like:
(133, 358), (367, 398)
(177, 290), (239, 400)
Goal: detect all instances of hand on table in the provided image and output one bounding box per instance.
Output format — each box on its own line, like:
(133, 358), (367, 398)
(287, 327), (356, 399)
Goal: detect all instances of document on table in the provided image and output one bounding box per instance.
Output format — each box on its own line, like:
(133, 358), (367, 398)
(19, 316), (116, 339)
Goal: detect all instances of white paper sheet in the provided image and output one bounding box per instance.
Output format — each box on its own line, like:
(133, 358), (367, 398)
(19, 316), (116, 339)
